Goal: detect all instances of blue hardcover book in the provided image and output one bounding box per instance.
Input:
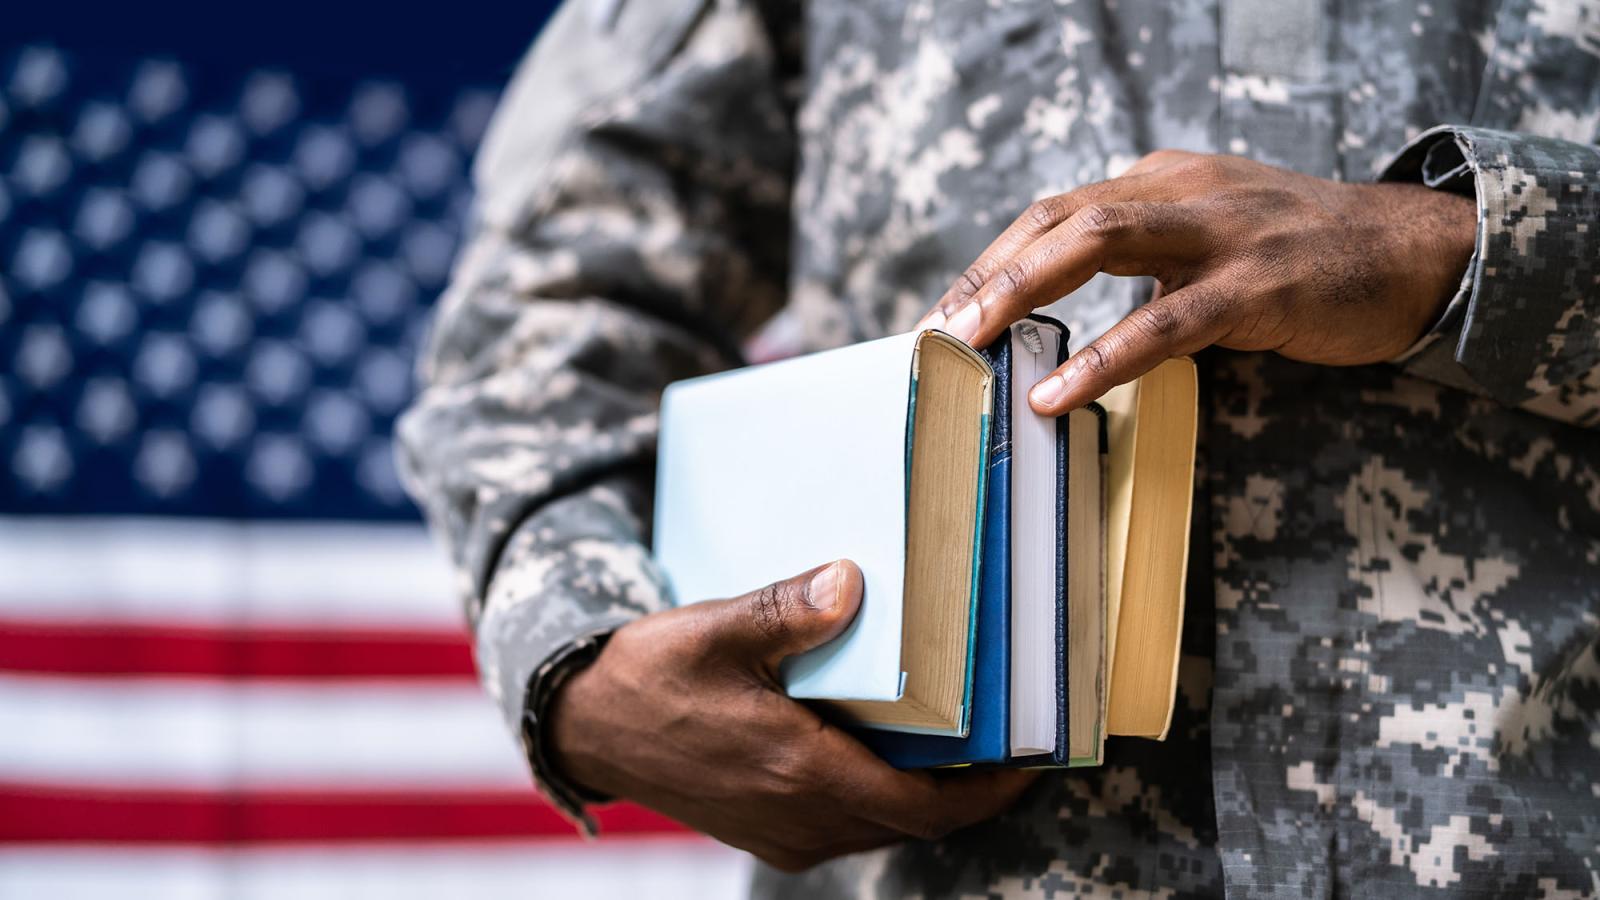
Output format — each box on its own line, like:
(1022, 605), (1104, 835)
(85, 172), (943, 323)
(860, 449), (1012, 766)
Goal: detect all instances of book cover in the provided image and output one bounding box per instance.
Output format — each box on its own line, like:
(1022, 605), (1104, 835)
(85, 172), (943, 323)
(656, 331), (921, 704)
(655, 330), (993, 736)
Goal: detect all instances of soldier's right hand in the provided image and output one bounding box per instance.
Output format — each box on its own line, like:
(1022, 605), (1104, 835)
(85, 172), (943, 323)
(545, 560), (1037, 872)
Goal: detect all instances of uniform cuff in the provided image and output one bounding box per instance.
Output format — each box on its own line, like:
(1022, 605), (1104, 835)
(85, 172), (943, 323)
(1380, 125), (1600, 404)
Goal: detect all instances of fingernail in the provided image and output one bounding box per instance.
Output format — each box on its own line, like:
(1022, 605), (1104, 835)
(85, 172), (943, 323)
(916, 309), (946, 332)
(807, 562), (842, 612)
(1029, 375), (1066, 409)
(945, 303), (982, 344)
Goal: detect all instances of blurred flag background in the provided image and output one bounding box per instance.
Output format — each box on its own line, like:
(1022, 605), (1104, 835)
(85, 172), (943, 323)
(0, 4), (747, 897)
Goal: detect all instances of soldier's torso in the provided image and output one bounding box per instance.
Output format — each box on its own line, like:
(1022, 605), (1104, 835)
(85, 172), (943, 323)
(764, 1), (1600, 896)
(782, 0), (1551, 351)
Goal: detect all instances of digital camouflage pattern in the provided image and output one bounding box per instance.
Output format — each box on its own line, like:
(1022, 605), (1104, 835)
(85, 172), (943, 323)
(396, 0), (1600, 895)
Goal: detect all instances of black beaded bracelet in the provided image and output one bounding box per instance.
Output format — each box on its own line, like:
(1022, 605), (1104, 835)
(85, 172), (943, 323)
(518, 629), (617, 836)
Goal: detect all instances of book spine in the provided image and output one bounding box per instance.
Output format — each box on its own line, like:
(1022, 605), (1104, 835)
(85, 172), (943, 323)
(1053, 348), (1070, 766)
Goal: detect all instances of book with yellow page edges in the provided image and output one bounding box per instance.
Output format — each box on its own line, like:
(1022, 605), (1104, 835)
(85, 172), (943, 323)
(655, 329), (993, 736)
(1078, 356), (1198, 764)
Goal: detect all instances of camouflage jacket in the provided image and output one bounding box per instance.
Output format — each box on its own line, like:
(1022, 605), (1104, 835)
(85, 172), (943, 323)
(397, 0), (1600, 896)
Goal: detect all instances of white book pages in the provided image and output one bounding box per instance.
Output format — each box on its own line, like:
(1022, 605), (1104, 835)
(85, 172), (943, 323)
(1009, 321), (1061, 757)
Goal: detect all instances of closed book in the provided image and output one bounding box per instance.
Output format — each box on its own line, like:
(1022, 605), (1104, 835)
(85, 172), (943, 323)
(654, 329), (994, 736)
(1099, 357), (1198, 742)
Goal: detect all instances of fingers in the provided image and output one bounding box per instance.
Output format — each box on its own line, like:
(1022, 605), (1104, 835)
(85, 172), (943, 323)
(707, 560), (865, 677)
(919, 174), (1175, 330)
(1027, 283), (1227, 415)
(942, 201), (1203, 349)
(804, 726), (1038, 841)
(755, 761), (1035, 871)
(918, 154), (1206, 331)
(755, 831), (905, 874)
(852, 762), (1039, 841)
(908, 768), (1039, 839)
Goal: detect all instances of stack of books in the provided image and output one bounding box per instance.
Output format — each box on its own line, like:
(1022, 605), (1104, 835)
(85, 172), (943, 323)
(653, 317), (1197, 768)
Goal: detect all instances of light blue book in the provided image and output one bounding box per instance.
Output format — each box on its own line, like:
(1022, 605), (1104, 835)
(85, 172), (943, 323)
(653, 330), (993, 736)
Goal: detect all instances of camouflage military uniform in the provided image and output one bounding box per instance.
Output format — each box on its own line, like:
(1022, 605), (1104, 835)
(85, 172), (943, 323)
(397, 0), (1600, 895)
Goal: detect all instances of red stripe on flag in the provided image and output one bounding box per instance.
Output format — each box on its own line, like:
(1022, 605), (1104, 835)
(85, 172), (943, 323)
(0, 619), (477, 680)
(0, 781), (688, 843)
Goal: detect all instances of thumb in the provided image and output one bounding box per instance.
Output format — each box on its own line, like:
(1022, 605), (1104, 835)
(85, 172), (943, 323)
(710, 560), (864, 676)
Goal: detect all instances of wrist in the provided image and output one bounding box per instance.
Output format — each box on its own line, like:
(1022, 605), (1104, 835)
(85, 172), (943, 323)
(519, 631), (617, 832)
(545, 655), (618, 798)
(1372, 182), (1476, 341)
(1420, 189), (1477, 319)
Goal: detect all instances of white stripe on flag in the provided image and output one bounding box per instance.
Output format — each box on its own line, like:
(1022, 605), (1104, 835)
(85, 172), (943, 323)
(0, 517), (461, 627)
(0, 842), (753, 900)
(0, 674), (529, 789)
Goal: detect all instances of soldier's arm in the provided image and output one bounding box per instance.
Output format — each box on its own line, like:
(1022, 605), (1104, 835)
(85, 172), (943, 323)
(1380, 127), (1600, 428)
(396, 0), (799, 827)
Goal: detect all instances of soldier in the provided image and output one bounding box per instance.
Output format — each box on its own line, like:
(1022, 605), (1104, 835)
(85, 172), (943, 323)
(398, 0), (1600, 896)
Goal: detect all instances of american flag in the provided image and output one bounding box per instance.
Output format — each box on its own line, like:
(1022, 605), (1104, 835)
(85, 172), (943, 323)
(0, 31), (745, 900)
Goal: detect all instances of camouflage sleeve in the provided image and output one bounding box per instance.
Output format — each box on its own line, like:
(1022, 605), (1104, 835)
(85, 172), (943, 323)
(1380, 125), (1600, 428)
(395, 0), (799, 828)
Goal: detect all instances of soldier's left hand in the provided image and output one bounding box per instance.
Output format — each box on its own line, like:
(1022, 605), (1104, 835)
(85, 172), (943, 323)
(919, 150), (1477, 414)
